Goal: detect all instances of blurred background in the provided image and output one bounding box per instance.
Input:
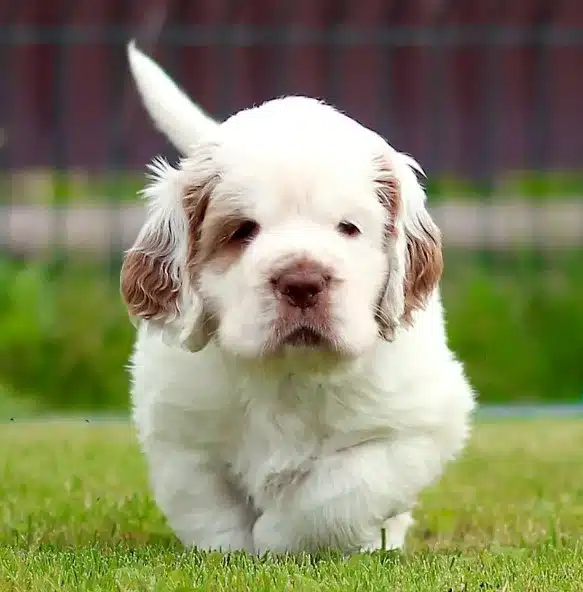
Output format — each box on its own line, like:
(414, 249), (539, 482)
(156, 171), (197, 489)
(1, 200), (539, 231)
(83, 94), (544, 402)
(1, 0), (582, 416)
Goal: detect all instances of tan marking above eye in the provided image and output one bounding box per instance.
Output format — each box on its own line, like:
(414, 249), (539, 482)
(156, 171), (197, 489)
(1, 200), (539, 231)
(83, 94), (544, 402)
(196, 214), (261, 272)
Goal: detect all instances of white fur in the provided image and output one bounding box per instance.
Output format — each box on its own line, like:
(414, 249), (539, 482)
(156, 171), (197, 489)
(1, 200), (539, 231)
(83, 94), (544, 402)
(127, 41), (217, 153)
(125, 43), (475, 555)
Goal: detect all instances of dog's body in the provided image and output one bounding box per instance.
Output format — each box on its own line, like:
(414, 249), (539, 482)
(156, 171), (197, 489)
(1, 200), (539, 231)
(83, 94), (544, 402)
(123, 42), (475, 554)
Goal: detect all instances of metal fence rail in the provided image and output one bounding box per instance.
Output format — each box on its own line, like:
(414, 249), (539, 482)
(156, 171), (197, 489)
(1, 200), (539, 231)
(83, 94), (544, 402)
(3, 200), (583, 257)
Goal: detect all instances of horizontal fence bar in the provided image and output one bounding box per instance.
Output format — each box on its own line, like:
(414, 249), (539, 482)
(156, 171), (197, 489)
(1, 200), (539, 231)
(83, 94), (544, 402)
(2, 200), (583, 256)
(2, 25), (583, 47)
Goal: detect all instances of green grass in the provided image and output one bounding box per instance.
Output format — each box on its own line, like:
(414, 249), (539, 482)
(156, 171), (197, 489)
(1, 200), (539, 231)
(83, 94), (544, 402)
(3, 251), (583, 411)
(1, 419), (582, 591)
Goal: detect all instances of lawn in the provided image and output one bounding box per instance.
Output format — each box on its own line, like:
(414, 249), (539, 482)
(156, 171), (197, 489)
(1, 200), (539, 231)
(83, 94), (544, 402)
(0, 419), (581, 591)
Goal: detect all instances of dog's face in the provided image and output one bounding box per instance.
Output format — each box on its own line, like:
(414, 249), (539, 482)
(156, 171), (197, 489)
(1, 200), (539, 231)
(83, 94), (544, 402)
(122, 88), (442, 361)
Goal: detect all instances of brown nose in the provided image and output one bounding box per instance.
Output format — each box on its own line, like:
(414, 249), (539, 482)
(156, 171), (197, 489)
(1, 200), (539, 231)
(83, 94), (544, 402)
(273, 269), (328, 309)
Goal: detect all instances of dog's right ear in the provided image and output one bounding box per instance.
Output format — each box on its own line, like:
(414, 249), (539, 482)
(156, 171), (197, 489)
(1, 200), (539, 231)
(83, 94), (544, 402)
(120, 157), (187, 332)
(120, 156), (213, 352)
(127, 40), (220, 155)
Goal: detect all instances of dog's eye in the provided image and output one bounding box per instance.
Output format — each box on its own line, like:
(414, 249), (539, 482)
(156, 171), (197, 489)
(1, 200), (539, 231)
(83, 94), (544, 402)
(337, 221), (361, 237)
(229, 220), (260, 244)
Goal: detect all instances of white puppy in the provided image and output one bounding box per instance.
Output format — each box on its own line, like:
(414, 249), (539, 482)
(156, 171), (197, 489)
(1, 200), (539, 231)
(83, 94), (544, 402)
(122, 42), (475, 555)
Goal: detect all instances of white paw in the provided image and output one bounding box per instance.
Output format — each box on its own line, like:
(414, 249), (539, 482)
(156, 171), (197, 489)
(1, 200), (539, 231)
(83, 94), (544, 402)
(252, 511), (293, 555)
(361, 512), (413, 552)
(178, 528), (254, 554)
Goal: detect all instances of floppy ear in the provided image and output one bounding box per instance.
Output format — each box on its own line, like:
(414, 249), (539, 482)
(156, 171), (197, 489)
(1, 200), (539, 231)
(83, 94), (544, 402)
(120, 154), (216, 352)
(401, 197), (443, 325)
(127, 40), (220, 155)
(374, 155), (443, 340)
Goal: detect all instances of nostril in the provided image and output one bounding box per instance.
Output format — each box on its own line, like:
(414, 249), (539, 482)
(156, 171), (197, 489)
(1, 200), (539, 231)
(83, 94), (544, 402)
(284, 282), (318, 300)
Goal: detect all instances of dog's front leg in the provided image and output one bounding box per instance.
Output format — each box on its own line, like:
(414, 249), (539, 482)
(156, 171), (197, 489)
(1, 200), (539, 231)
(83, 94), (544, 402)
(252, 434), (447, 554)
(147, 447), (256, 553)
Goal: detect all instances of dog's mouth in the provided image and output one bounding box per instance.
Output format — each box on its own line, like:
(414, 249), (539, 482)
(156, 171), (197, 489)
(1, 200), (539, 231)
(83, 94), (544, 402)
(281, 327), (328, 347)
(262, 323), (338, 357)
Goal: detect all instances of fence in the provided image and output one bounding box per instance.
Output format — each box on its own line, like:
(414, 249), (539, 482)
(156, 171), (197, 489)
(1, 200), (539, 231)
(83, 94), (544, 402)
(2, 1), (583, 253)
(1, 1), (582, 410)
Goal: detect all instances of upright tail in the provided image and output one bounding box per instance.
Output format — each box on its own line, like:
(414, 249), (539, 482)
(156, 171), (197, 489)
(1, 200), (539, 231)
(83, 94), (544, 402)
(127, 40), (220, 154)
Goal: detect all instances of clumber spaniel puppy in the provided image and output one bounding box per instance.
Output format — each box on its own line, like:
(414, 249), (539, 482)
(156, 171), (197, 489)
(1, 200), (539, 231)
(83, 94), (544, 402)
(121, 42), (475, 555)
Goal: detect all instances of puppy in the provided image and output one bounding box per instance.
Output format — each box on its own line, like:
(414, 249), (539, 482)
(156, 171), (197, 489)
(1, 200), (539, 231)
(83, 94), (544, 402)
(121, 42), (475, 555)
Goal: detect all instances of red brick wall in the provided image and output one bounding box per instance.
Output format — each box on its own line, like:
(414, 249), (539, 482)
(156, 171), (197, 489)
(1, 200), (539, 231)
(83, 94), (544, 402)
(4, 0), (583, 176)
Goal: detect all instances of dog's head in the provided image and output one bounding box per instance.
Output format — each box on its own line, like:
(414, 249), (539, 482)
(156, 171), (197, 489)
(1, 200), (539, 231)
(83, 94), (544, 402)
(122, 43), (443, 361)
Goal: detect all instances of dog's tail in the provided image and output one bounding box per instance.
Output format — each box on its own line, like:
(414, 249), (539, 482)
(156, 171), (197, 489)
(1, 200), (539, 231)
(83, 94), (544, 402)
(127, 40), (219, 155)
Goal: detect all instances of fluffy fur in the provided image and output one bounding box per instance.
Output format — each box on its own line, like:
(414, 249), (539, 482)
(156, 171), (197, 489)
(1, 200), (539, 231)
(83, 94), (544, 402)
(122, 42), (475, 555)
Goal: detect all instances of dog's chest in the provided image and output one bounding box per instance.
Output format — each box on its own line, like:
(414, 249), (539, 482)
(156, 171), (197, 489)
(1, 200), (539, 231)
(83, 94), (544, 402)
(226, 395), (327, 509)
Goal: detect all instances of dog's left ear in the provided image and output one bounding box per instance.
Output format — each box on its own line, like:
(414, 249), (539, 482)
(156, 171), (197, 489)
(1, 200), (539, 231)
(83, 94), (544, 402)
(374, 155), (443, 340)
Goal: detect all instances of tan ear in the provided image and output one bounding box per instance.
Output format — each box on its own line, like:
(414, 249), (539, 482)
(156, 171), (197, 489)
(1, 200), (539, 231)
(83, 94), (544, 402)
(120, 230), (180, 323)
(120, 156), (215, 351)
(374, 162), (406, 340)
(402, 208), (443, 323)
(374, 156), (443, 339)
(120, 158), (185, 326)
